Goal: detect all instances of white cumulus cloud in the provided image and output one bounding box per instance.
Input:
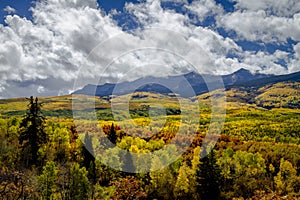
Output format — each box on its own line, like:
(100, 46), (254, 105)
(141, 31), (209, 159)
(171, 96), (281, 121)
(0, 0), (299, 98)
(3, 6), (16, 14)
(217, 10), (300, 43)
(232, 0), (300, 17)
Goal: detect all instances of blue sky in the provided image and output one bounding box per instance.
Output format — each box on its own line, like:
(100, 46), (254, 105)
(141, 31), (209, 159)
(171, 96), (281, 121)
(0, 0), (299, 98)
(0, 0), (141, 23)
(0, 0), (32, 22)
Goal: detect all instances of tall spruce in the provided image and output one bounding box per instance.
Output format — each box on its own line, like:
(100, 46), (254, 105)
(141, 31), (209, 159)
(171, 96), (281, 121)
(196, 148), (221, 200)
(81, 132), (96, 184)
(108, 123), (117, 145)
(19, 96), (48, 166)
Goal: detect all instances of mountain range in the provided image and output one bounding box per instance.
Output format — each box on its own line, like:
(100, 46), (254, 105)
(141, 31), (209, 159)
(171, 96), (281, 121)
(73, 68), (300, 98)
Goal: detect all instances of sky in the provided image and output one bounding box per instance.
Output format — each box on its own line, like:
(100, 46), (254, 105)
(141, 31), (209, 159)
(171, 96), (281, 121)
(0, 0), (299, 98)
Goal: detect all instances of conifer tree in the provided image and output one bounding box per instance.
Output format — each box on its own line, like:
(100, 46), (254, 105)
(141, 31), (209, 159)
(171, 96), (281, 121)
(196, 149), (221, 200)
(108, 123), (117, 145)
(19, 96), (48, 166)
(81, 132), (96, 183)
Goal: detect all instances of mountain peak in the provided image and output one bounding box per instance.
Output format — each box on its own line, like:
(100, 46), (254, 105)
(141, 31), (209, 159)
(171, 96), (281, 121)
(73, 68), (284, 97)
(234, 68), (252, 75)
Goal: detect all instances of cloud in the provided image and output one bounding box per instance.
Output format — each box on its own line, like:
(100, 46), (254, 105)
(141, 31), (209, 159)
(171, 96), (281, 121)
(0, 0), (299, 98)
(232, 0), (300, 17)
(213, 0), (300, 74)
(185, 0), (223, 21)
(217, 10), (300, 43)
(161, 0), (188, 3)
(124, 0), (189, 30)
(3, 6), (16, 14)
(289, 43), (300, 73)
(242, 50), (289, 74)
(122, 0), (241, 73)
(0, 0), (122, 98)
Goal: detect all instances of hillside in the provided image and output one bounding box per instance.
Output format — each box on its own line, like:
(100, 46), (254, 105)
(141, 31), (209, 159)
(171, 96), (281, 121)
(2, 79), (300, 117)
(224, 82), (300, 109)
(1, 78), (300, 199)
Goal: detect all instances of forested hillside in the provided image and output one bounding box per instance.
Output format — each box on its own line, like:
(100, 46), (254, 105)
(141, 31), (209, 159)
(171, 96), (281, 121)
(0, 82), (300, 199)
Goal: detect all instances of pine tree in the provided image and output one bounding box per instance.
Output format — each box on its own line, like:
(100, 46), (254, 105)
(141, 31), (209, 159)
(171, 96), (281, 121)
(19, 96), (48, 166)
(81, 132), (96, 183)
(108, 123), (117, 145)
(196, 149), (221, 200)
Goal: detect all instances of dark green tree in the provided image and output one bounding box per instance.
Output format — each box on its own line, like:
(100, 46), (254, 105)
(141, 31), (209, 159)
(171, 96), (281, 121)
(81, 132), (96, 183)
(196, 148), (221, 200)
(18, 96), (48, 166)
(108, 123), (117, 145)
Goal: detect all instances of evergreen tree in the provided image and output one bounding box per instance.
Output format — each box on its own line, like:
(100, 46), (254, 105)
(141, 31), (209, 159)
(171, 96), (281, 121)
(196, 149), (221, 200)
(18, 96), (48, 166)
(81, 132), (96, 183)
(108, 123), (117, 145)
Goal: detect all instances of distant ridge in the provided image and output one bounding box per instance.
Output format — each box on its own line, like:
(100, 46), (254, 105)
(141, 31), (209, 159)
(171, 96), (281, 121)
(73, 68), (278, 97)
(233, 71), (300, 88)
